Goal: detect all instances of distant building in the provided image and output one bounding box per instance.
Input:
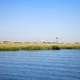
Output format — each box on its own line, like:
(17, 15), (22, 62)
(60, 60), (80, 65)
(2, 41), (11, 44)
(13, 42), (22, 44)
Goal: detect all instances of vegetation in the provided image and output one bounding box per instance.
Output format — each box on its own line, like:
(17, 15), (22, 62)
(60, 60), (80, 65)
(0, 43), (80, 51)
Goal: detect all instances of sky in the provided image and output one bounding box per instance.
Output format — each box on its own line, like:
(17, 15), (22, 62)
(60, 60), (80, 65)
(0, 0), (80, 42)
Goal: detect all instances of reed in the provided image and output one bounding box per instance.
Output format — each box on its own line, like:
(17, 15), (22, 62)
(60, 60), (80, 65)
(21, 45), (60, 50)
(57, 44), (80, 49)
(0, 43), (80, 51)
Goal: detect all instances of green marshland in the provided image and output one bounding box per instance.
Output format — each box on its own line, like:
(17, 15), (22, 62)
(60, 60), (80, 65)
(0, 42), (80, 51)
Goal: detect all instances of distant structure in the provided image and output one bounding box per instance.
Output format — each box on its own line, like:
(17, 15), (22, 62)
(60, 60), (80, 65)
(2, 41), (11, 44)
(56, 37), (59, 43)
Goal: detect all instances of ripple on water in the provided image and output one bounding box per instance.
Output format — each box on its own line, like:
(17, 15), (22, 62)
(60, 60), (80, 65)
(0, 50), (80, 80)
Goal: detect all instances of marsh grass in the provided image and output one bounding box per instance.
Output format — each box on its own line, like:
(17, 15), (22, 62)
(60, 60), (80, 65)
(58, 44), (80, 49)
(0, 43), (80, 51)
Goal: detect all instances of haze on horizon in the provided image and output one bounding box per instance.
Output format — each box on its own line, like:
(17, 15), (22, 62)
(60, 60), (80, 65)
(0, 0), (80, 43)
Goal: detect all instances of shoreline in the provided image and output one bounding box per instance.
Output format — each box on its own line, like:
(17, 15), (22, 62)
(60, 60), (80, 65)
(0, 43), (80, 51)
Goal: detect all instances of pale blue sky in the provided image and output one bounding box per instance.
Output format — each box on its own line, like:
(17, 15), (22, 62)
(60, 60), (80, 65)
(0, 0), (80, 42)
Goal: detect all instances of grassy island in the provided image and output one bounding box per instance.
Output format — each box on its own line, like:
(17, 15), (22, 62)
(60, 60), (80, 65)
(0, 42), (80, 51)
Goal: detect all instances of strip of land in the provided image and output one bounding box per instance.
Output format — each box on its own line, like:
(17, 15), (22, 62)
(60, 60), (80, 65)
(0, 42), (80, 51)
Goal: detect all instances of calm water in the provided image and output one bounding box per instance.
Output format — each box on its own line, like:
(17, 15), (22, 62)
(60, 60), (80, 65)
(0, 50), (80, 80)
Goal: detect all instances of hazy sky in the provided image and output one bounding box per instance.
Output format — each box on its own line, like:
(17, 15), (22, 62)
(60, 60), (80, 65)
(0, 0), (80, 42)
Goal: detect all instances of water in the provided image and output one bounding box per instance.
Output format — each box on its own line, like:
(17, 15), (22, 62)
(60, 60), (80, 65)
(0, 50), (80, 80)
